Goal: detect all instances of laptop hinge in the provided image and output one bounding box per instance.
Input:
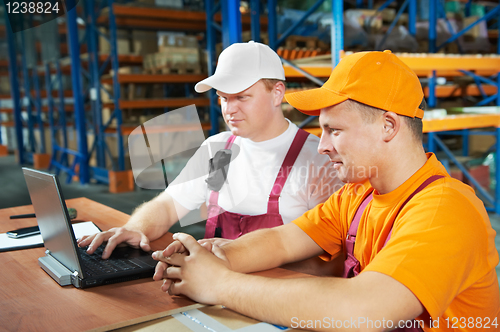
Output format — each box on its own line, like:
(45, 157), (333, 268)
(71, 270), (81, 288)
(38, 250), (75, 287)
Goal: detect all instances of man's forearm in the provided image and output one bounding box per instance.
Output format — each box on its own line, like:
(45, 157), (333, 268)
(223, 223), (324, 274)
(125, 193), (180, 241)
(222, 227), (290, 273)
(218, 271), (423, 332)
(220, 272), (355, 331)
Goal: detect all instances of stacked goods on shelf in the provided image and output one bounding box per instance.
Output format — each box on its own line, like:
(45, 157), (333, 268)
(343, 7), (417, 52)
(135, 0), (183, 9)
(415, 1), (493, 54)
(281, 52), (500, 126)
(0, 76), (10, 96)
(277, 35), (330, 60)
(102, 66), (146, 103)
(143, 35), (202, 74)
(137, 0), (204, 11)
(99, 28), (158, 56)
(241, 31), (270, 45)
(343, 3), (494, 54)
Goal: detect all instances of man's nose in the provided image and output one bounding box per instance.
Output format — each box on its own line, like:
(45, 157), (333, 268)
(318, 131), (332, 155)
(224, 99), (238, 115)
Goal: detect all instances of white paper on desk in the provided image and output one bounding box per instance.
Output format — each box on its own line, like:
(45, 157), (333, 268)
(0, 221), (101, 252)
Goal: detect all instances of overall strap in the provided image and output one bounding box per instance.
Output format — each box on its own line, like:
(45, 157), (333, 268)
(225, 135), (236, 149)
(345, 191), (374, 257)
(383, 174), (445, 245)
(206, 135), (237, 217)
(347, 192), (374, 240)
(205, 135), (238, 238)
(347, 174), (445, 254)
(267, 129), (310, 214)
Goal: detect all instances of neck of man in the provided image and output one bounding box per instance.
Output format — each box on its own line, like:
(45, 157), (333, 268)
(369, 143), (429, 195)
(249, 113), (289, 142)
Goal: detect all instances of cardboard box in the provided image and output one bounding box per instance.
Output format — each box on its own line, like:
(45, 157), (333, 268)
(154, 0), (182, 8)
(33, 153), (51, 170)
(241, 31), (269, 44)
(132, 30), (158, 56)
(464, 164), (490, 190)
(143, 53), (153, 71)
(32, 127), (53, 155)
(468, 135), (495, 157)
(159, 35), (198, 51)
(109, 170), (135, 193)
(448, 168), (464, 182)
(0, 144), (8, 156)
(463, 16), (481, 39)
(135, 0), (155, 5)
(0, 76), (10, 95)
(285, 35), (319, 49)
(99, 28), (130, 55)
(153, 47), (201, 74)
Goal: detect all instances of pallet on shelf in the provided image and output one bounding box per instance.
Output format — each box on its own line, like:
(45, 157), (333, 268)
(144, 47), (203, 75)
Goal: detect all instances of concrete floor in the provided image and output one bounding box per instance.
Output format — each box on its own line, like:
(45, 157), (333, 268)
(1, 154), (499, 285)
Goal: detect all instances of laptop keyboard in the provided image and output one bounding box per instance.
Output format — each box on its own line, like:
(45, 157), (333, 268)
(78, 245), (143, 276)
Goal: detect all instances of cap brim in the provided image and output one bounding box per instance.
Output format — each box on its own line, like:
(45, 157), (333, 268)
(195, 73), (260, 94)
(284, 88), (348, 116)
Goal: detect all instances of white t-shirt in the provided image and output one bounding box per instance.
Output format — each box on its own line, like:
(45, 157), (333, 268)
(166, 120), (343, 224)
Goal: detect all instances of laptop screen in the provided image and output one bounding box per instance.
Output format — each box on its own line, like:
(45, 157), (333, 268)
(22, 168), (84, 278)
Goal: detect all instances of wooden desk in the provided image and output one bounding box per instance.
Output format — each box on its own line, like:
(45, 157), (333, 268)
(0, 198), (308, 331)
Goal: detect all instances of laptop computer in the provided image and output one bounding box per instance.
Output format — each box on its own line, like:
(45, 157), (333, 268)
(22, 168), (158, 289)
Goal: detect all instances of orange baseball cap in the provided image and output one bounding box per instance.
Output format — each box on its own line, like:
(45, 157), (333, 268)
(284, 50), (425, 118)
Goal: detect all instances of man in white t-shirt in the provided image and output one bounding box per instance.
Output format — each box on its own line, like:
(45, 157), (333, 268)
(78, 41), (342, 274)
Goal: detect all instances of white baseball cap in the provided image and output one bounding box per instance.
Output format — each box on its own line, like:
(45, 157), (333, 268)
(195, 41), (285, 94)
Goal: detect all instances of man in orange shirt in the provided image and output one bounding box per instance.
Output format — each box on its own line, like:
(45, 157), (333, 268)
(152, 50), (499, 331)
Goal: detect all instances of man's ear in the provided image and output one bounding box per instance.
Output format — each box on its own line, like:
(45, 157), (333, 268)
(273, 81), (286, 107)
(382, 112), (400, 142)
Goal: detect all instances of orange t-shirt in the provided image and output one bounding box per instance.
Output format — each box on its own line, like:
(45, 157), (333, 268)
(293, 153), (499, 331)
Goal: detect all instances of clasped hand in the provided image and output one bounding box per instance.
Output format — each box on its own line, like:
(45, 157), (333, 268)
(152, 233), (232, 305)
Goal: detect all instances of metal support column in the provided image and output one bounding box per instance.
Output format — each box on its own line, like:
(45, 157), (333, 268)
(20, 30), (36, 154)
(250, 0), (260, 42)
(32, 68), (45, 154)
(331, 0), (343, 67)
(427, 132), (436, 153)
(108, 0), (125, 171)
(44, 63), (56, 163)
(56, 61), (69, 162)
(462, 129), (469, 156)
(205, 0), (220, 136)
(429, 0), (437, 53)
(84, 0), (106, 169)
(267, 0), (277, 50)
(408, 0), (416, 36)
(496, 127), (500, 214)
(498, 9), (500, 106)
(4, 14), (24, 163)
(428, 71), (437, 108)
(66, 0), (89, 183)
(221, 0), (242, 48)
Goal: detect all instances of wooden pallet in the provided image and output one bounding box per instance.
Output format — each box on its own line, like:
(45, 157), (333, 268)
(143, 46), (203, 74)
(277, 47), (328, 60)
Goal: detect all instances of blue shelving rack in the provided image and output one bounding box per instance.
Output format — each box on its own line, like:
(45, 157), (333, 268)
(79, 0), (124, 184)
(204, 0), (344, 133)
(40, 18), (75, 180)
(62, 0), (212, 186)
(209, 0), (500, 214)
(3, 7), (78, 174)
(4, 17), (45, 165)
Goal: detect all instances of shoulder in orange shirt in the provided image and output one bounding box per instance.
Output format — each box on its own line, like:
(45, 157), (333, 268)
(294, 153), (500, 331)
